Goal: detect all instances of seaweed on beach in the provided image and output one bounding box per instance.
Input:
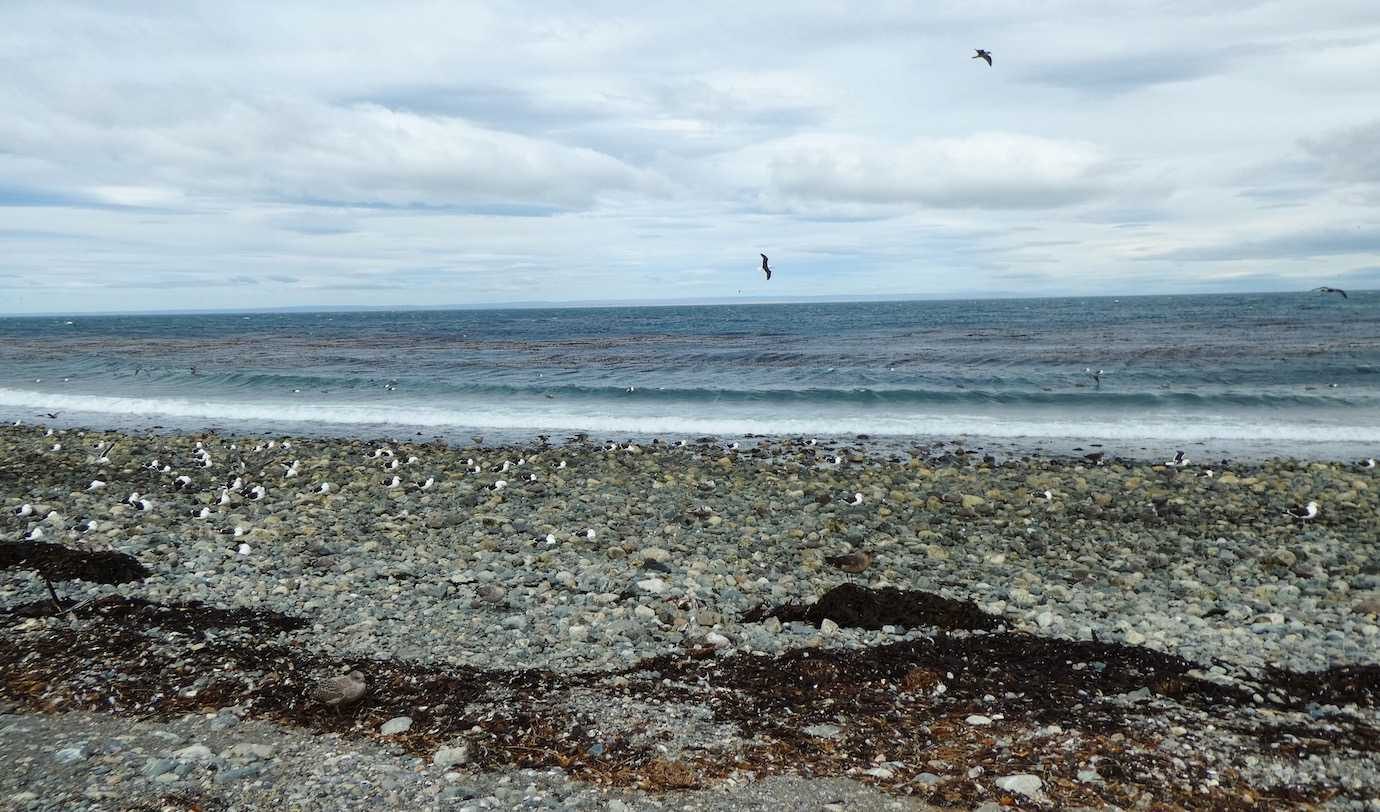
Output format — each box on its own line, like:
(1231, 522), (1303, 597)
(741, 583), (1001, 631)
(7, 594), (1374, 809)
(1, 540), (149, 610)
(1, 595), (306, 635)
(0, 542), (149, 586)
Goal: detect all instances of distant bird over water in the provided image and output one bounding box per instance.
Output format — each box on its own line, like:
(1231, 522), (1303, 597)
(973, 49), (992, 66)
(760, 253), (772, 280)
(1312, 286), (1348, 299)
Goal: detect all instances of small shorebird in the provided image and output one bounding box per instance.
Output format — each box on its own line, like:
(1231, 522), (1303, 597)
(825, 549), (873, 583)
(1167, 451), (1188, 467)
(1283, 500), (1320, 524)
(310, 670), (367, 713)
(973, 48), (992, 66)
(476, 584), (507, 604)
(760, 254), (772, 280)
(1312, 286), (1348, 299)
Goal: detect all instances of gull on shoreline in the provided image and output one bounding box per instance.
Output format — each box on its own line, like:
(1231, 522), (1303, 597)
(1283, 501), (1319, 523)
(825, 549), (873, 583)
(310, 671), (367, 713)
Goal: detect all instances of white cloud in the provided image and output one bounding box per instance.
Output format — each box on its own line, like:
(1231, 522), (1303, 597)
(725, 132), (1109, 212)
(1, 1), (1379, 311)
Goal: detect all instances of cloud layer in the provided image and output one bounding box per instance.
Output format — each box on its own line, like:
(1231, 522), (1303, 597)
(1, 1), (1379, 312)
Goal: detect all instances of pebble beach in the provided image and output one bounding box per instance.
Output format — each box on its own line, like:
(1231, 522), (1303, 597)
(2, 423), (1378, 810)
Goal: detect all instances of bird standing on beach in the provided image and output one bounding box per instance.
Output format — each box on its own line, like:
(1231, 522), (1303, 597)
(760, 254), (772, 280)
(1312, 286), (1348, 299)
(1085, 368), (1103, 388)
(1360, 458), (1376, 469)
(824, 549), (873, 583)
(973, 49), (992, 66)
(310, 670), (367, 713)
(1283, 500), (1320, 523)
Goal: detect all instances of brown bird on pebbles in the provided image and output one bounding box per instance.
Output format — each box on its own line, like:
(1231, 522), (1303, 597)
(311, 670), (366, 713)
(475, 583), (507, 604)
(824, 550), (873, 583)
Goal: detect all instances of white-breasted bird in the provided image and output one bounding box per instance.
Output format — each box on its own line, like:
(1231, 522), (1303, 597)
(1283, 501), (1320, 522)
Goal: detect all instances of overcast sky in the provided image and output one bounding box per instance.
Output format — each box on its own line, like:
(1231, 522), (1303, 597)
(2, 1), (1379, 313)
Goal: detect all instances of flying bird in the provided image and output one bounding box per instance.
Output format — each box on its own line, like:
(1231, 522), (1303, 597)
(1312, 286), (1348, 299)
(760, 253), (772, 280)
(973, 49), (992, 66)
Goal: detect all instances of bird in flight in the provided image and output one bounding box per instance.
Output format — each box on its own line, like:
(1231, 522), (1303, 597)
(973, 49), (992, 66)
(1313, 286), (1348, 299)
(760, 253), (772, 280)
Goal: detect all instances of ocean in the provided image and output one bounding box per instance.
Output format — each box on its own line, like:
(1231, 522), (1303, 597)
(1, 292), (1377, 459)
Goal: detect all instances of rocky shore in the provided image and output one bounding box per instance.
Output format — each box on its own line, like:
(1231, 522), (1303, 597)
(2, 424), (1377, 810)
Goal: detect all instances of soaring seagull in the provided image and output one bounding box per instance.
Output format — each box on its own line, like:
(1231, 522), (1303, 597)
(760, 253), (772, 280)
(1313, 286), (1348, 299)
(973, 49), (992, 66)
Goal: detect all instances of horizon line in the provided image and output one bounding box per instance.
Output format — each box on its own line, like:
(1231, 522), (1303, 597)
(0, 286), (1372, 319)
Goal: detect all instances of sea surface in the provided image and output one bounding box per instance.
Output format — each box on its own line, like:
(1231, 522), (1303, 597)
(1, 293), (1378, 459)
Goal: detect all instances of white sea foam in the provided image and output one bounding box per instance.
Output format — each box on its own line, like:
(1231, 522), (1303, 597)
(3, 386), (1379, 445)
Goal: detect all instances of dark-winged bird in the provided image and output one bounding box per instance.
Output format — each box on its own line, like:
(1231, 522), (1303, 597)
(760, 253), (772, 280)
(1313, 286), (1347, 299)
(973, 49), (992, 66)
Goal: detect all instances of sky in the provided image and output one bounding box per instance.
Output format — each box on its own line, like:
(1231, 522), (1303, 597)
(2, 1), (1379, 314)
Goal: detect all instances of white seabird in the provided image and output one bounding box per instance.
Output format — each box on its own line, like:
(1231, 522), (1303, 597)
(417, 477), (435, 491)
(1283, 500), (1320, 522)
(82, 519), (98, 532)
(555, 460), (567, 470)
(237, 542), (252, 556)
(248, 485), (266, 500)
(24, 527), (44, 541)
(492, 480), (507, 491)
(383, 476), (402, 489)
(317, 482), (333, 494)
(1361, 458), (1377, 469)
(87, 480), (107, 491)
(174, 475), (193, 491)
(583, 528), (596, 540)
(135, 498), (153, 512)
(1167, 451), (1188, 467)
(847, 492), (864, 506)
(283, 461), (300, 477)
(544, 533), (557, 545)
(49, 443), (62, 452)
(218, 489), (233, 505)
(193, 507), (212, 519)
(406, 456), (420, 465)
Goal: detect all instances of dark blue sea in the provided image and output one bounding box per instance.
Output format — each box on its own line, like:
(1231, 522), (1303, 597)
(2, 293), (1377, 459)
